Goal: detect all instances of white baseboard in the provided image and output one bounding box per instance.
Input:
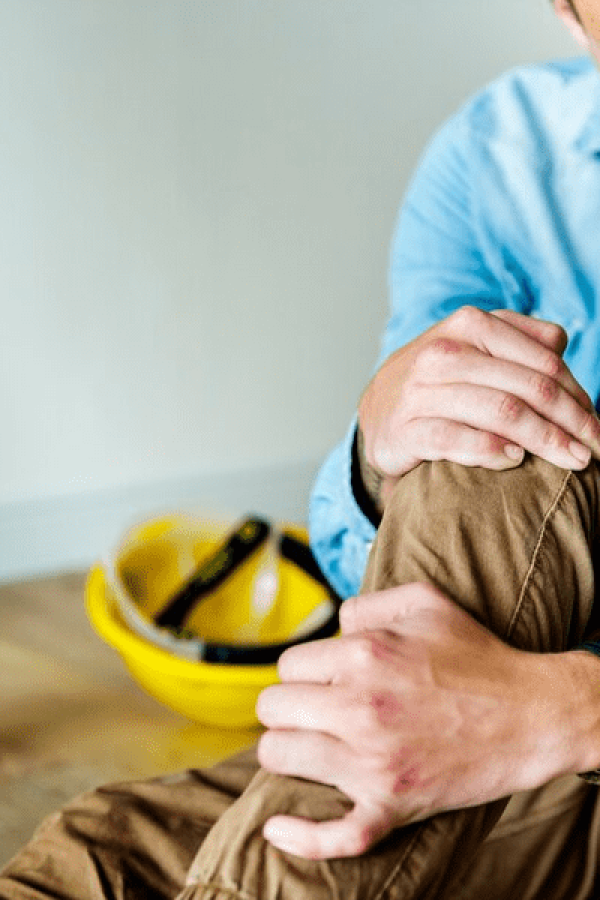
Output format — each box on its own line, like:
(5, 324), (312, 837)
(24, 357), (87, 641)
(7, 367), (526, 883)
(0, 459), (321, 583)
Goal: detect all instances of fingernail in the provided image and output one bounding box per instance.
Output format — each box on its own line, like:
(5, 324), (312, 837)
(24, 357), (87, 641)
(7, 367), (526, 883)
(570, 441), (591, 465)
(504, 445), (524, 461)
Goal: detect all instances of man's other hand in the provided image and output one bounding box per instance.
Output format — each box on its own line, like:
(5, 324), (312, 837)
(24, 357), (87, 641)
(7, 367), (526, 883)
(256, 584), (576, 860)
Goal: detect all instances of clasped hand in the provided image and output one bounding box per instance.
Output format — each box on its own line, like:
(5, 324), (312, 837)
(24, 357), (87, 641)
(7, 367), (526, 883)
(256, 584), (558, 861)
(359, 306), (600, 486)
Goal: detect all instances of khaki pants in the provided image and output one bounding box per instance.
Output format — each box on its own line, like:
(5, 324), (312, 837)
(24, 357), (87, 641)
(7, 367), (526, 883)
(2, 456), (600, 899)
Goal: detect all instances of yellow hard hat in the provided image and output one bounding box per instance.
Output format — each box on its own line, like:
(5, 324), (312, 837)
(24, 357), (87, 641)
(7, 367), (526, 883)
(85, 514), (340, 728)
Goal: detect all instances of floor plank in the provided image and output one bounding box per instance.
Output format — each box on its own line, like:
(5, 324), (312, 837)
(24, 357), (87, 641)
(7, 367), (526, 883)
(0, 571), (259, 868)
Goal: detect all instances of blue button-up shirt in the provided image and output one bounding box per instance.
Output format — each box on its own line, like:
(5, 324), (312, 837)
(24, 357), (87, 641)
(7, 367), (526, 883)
(309, 56), (600, 601)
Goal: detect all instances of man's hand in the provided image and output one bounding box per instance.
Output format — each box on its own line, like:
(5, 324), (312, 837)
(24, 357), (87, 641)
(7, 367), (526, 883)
(256, 584), (579, 860)
(358, 307), (600, 488)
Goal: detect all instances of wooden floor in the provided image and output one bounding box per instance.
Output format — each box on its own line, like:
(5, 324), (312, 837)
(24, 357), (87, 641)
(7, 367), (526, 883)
(0, 571), (259, 869)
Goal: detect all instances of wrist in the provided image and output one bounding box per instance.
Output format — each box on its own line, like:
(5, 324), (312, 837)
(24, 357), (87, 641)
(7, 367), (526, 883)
(557, 649), (600, 777)
(498, 649), (596, 791)
(529, 650), (600, 780)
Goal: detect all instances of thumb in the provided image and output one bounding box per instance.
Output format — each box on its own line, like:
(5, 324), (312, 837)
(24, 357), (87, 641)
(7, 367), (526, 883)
(339, 583), (450, 636)
(263, 802), (392, 860)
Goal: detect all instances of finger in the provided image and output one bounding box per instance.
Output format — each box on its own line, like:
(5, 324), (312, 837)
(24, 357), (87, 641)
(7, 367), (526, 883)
(408, 352), (600, 459)
(417, 341), (591, 426)
(340, 584), (449, 636)
(274, 636), (350, 684)
(257, 728), (350, 790)
(445, 307), (591, 409)
(490, 309), (570, 357)
(256, 682), (348, 733)
(263, 803), (391, 860)
(407, 383), (594, 469)
(387, 417), (526, 472)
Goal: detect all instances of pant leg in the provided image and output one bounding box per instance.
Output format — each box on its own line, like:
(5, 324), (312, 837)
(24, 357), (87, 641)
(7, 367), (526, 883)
(453, 771), (600, 899)
(181, 455), (600, 900)
(0, 746), (260, 900)
(3, 456), (600, 900)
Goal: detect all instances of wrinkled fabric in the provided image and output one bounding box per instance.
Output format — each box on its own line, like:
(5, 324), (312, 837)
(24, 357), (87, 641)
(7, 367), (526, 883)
(2, 455), (600, 898)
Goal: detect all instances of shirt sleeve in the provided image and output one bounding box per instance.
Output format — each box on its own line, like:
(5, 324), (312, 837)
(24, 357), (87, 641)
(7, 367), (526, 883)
(378, 111), (512, 367)
(308, 107), (520, 600)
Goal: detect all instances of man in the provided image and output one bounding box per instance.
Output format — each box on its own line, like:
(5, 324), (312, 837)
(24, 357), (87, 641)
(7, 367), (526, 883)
(3, 0), (600, 897)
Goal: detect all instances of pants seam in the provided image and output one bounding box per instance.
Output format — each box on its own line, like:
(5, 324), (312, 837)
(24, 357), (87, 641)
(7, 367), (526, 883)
(506, 469), (573, 640)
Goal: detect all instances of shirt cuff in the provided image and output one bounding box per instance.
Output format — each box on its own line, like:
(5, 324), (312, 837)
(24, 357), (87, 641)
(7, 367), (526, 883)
(350, 423), (383, 530)
(308, 415), (378, 601)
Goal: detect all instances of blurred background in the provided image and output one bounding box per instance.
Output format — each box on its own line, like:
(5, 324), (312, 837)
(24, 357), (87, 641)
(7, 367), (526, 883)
(0, 0), (580, 582)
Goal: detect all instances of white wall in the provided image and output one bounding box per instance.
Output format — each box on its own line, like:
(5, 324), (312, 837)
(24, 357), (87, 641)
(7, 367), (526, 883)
(0, 0), (580, 580)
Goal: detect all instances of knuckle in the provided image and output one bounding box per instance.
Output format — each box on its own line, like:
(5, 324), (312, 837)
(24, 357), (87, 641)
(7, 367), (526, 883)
(366, 689), (403, 727)
(348, 634), (382, 670)
(448, 304), (486, 335)
(351, 689), (402, 735)
(475, 429), (504, 456)
(415, 338), (463, 374)
(496, 393), (526, 424)
(539, 350), (564, 381)
(529, 371), (559, 405)
(429, 336), (464, 357)
(390, 766), (421, 795)
(538, 423), (563, 450)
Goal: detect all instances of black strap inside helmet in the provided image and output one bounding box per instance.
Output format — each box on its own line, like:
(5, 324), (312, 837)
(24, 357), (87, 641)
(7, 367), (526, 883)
(153, 515), (341, 665)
